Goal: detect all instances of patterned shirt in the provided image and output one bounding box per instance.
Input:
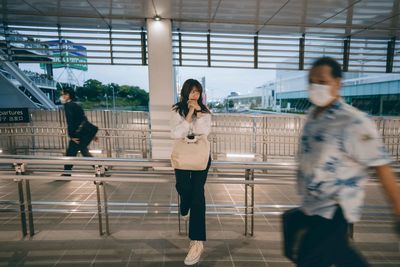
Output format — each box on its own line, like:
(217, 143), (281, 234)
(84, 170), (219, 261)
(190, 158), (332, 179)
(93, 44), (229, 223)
(297, 99), (392, 222)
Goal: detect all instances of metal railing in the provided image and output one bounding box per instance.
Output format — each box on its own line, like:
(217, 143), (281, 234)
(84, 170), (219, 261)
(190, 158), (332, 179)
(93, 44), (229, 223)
(0, 154), (399, 239)
(0, 110), (150, 157)
(1, 110), (399, 161)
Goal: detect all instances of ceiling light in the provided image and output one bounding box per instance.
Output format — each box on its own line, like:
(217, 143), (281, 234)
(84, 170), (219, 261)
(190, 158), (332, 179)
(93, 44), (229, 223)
(154, 15), (161, 21)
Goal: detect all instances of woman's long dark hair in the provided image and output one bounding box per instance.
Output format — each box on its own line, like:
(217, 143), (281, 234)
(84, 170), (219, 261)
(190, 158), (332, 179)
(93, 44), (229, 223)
(172, 79), (210, 117)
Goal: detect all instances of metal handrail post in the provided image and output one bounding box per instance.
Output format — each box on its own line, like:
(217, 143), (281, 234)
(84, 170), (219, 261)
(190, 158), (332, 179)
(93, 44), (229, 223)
(15, 179), (27, 237)
(244, 168), (250, 236)
(250, 169), (255, 236)
(102, 182), (110, 236)
(94, 165), (106, 235)
(25, 179), (35, 237)
(94, 181), (104, 236)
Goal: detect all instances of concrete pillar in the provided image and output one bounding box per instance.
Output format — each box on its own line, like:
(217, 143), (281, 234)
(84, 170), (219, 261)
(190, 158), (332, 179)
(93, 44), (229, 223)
(147, 19), (175, 159)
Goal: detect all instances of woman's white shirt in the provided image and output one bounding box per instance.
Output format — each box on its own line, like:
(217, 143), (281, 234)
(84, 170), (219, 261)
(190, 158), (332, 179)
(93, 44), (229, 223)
(170, 110), (211, 139)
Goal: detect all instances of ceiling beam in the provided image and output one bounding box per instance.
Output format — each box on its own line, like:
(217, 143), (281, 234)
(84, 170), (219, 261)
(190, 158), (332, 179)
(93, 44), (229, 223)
(22, 0), (45, 16)
(345, 0), (354, 37)
(207, 0), (212, 30)
(256, 0), (291, 33)
(2, 9), (400, 35)
(177, 0), (183, 29)
(56, 0), (60, 25)
(316, 0), (361, 26)
(211, 0), (223, 23)
(150, 0), (158, 16)
(254, 0), (261, 33)
(1, 0), (8, 22)
(389, 0), (400, 37)
(300, 0), (308, 34)
(86, 0), (111, 28)
(345, 11), (400, 38)
(108, 0), (113, 26)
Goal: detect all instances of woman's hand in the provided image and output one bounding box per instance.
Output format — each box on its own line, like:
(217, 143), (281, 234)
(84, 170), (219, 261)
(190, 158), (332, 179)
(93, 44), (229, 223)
(71, 138), (80, 144)
(186, 100), (196, 123)
(187, 100), (201, 111)
(186, 100), (201, 123)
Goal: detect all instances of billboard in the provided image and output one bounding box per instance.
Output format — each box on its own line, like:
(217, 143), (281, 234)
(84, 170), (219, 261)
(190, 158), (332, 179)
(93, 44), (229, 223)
(40, 40), (88, 71)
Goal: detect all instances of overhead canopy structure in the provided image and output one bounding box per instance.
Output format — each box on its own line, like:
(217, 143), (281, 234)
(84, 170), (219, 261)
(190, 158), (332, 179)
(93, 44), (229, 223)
(1, 1), (399, 73)
(1, 0), (399, 38)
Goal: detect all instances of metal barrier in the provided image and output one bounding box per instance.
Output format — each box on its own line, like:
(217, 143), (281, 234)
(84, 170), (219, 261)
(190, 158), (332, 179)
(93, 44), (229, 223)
(1, 110), (399, 161)
(0, 154), (398, 239)
(0, 154), (295, 237)
(0, 110), (150, 158)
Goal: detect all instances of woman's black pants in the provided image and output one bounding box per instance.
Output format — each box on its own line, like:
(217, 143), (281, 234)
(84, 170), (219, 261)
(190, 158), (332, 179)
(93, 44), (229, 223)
(174, 158), (211, 241)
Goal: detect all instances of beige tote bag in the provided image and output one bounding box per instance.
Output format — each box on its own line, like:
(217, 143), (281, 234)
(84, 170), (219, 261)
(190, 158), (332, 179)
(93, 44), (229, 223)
(171, 135), (210, 170)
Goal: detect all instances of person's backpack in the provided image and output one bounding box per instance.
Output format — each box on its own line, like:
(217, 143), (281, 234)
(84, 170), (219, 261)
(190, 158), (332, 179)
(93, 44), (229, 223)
(282, 207), (309, 263)
(76, 120), (98, 147)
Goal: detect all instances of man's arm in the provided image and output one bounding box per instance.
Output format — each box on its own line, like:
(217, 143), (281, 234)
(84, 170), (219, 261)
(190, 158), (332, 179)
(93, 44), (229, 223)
(73, 103), (86, 132)
(64, 104), (76, 138)
(375, 164), (400, 234)
(376, 164), (400, 214)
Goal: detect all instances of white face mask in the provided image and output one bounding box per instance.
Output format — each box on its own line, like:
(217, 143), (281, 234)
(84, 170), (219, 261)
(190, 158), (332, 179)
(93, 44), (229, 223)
(308, 83), (335, 107)
(59, 96), (67, 104)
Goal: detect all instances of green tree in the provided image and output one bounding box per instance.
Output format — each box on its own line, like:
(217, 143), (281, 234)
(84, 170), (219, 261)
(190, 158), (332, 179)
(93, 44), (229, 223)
(118, 85), (149, 107)
(129, 87), (149, 106)
(118, 85), (132, 98)
(104, 83), (120, 97)
(77, 79), (105, 100)
(57, 78), (149, 109)
(215, 102), (224, 109)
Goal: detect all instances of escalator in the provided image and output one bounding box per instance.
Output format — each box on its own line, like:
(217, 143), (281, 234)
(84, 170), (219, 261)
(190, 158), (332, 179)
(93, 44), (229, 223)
(0, 49), (56, 109)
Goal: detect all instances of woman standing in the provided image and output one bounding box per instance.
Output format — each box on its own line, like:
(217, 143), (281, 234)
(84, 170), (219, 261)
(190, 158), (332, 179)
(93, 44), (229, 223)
(171, 79), (211, 265)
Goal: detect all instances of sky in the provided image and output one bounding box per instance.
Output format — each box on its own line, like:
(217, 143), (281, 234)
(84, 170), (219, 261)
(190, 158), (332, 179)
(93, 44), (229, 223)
(22, 63), (276, 101)
(176, 67), (276, 101)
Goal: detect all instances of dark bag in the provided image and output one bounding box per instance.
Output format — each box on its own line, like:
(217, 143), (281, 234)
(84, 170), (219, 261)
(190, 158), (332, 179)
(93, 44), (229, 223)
(282, 207), (309, 263)
(76, 120), (98, 147)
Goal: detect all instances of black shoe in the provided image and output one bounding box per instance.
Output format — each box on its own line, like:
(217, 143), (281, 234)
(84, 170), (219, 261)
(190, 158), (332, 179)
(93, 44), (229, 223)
(60, 173), (71, 177)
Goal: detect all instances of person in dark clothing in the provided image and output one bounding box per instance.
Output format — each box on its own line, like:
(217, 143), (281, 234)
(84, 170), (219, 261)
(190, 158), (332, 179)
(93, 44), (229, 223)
(60, 88), (93, 175)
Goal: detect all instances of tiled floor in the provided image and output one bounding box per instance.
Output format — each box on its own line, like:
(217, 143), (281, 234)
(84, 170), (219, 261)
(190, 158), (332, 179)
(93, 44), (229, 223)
(0, 178), (399, 267)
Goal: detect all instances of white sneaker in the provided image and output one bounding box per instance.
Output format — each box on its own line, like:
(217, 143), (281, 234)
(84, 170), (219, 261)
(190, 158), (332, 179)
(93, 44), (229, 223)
(184, 240), (204, 265)
(182, 210), (190, 221)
